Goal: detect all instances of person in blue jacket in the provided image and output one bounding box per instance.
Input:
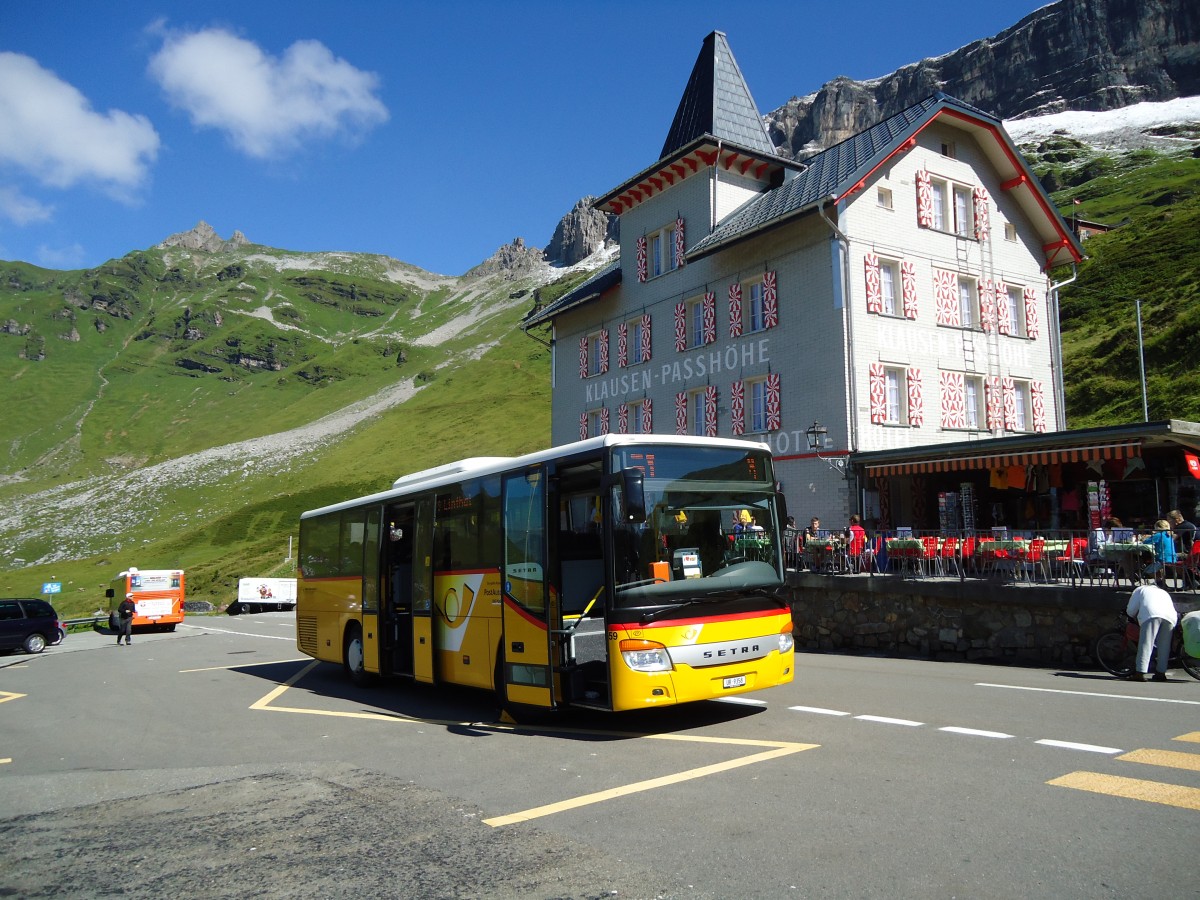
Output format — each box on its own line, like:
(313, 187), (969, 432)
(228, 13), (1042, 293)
(1142, 519), (1177, 580)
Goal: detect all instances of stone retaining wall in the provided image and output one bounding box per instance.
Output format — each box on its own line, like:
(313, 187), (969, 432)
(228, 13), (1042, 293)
(783, 572), (1158, 667)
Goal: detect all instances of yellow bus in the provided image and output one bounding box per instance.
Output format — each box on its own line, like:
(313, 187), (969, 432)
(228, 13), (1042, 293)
(296, 434), (794, 712)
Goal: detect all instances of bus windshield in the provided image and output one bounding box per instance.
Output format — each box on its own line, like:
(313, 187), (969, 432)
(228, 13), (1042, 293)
(609, 444), (782, 607)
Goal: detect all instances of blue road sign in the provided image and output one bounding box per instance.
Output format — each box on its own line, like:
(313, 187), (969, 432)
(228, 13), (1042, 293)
(42, 582), (62, 594)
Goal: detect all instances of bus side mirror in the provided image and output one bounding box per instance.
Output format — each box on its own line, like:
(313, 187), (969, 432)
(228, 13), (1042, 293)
(622, 470), (646, 524)
(775, 491), (788, 529)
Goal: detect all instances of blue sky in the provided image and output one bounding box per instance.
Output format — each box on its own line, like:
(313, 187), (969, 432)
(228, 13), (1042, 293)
(2, 1), (1051, 276)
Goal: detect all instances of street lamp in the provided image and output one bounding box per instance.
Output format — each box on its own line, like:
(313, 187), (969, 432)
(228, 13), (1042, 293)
(806, 421), (845, 471)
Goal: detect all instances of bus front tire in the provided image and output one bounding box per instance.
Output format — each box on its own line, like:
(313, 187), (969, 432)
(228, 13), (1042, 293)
(344, 624), (375, 687)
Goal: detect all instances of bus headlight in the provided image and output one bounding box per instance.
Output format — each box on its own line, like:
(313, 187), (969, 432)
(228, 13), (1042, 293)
(620, 639), (673, 672)
(778, 623), (795, 653)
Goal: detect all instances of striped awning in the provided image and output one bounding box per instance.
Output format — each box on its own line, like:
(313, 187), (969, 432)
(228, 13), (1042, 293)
(863, 441), (1142, 478)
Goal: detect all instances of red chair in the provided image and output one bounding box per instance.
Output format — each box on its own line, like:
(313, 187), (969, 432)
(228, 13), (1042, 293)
(939, 536), (960, 577)
(920, 536), (939, 576)
(1019, 538), (1049, 582)
(960, 536), (976, 575)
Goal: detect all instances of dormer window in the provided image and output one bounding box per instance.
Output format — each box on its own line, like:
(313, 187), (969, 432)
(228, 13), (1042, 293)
(647, 222), (680, 279)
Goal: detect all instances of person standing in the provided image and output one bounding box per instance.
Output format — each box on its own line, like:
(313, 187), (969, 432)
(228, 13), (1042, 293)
(1125, 579), (1178, 682)
(117, 592), (136, 646)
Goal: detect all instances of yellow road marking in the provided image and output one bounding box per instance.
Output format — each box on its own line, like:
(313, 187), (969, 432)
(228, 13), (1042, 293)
(0, 691), (26, 704)
(250, 664), (819, 827)
(482, 739), (817, 827)
(0, 758), (11, 765)
(1048, 772), (1200, 811)
(1175, 732), (1200, 744)
(181, 658), (310, 673)
(1118, 748), (1200, 772)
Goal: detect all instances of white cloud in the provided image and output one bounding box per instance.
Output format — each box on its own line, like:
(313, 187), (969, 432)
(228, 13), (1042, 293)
(0, 185), (54, 225)
(149, 28), (389, 159)
(0, 53), (160, 196)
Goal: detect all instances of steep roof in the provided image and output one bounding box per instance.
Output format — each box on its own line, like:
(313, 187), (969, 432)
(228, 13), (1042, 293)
(686, 93), (1085, 269)
(660, 31), (776, 159)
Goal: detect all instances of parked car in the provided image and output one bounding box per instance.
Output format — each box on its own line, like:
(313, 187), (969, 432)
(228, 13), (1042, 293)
(0, 598), (66, 654)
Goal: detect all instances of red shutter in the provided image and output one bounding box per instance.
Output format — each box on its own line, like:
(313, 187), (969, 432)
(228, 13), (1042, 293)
(674, 302), (686, 352)
(985, 376), (1003, 430)
(675, 392), (687, 435)
(996, 281), (1011, 335)
(1031, 381), (1047, 433)
(704, 385), (718, 437)
(762, 270), (778, 328)
(979, 279), (995, 333)
(579, 335), (588, 379)
(636, 235), (647, 283)
(1024, 286), (1040, 339)
(702, 292), (716, 345)
(642, 397), (653, 433)
(579, 412), (588, 440)
(940, 371), (966, 430)
(1002, 377), (1017, 430)
(640, 313), (652, 362)
(766, 373), (781, 431)
(617, 322), (628, 368)
(600, 406), (610, 435)
(731, 380), (745, 436)
(907, 367), (923, 427)
(728, 282), (743, 338)
(869, 363), (887, 424)
(618, 403), (629, 434)
(901, 260), (918, 319)
(598, 329), (609, 374)
(972, 186), (990, 241)
(675, 216), (686, 268)
(864, 253), (882, 313)
(916, 168), (933, 228)
(934, 269), (959, 326)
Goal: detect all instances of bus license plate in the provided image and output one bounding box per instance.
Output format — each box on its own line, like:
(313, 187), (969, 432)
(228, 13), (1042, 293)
(723, 675), (747, 689)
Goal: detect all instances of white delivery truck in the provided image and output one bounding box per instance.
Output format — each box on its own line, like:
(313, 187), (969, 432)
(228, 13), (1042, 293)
(233, 577), (297, 614)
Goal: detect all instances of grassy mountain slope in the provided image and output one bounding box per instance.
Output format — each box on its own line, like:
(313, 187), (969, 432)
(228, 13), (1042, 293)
(0, 242), (585, 614)
(1024, 141), (1200, 427)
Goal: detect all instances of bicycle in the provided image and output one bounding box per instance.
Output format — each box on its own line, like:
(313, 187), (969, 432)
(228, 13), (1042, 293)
(1093, 613), (1200, 680)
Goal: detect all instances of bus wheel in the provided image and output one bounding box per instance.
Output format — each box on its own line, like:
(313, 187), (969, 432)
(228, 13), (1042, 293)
(344, 624), (375, 687)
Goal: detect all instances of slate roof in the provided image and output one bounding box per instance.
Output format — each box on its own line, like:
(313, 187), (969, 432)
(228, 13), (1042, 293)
(660, 31), (776, 159)
(688, 93), (982, 259)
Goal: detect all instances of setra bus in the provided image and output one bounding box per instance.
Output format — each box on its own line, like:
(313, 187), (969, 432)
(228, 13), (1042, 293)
(296, 434), (794, 712)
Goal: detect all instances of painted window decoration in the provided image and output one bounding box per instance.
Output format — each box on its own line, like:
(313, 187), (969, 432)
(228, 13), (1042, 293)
(641, 397), (653, 433)
(1031, 381), (1047, 432)
(762, 271), (779, 328)
(598, 329), (609, 374)
(869, 362), (888, 424)
(599, 406), (610, 435)
(900, 261), (918, 320)
(636, 235), (647, 283)
(617, 322), (628, 368)
(907, 367), (923, 427)
(579, 335), (588, 379)
(674, 302), (687, 352)
(702, 292), (716, 345)
(972, 186), (990, 241)
(674, 217), (686, 269)
(579, 411), (588, 441)
(934, 269), (960, 327)
(995, 280), (1011, 335)
(704, 385), (718, 437)
(864, 253), (882, 313)
(1002, 377), (1019, 430)
(728, 282), (743, 338)
(940, 371), (967, 430)
(576, 331), (607, 378)
(765, 373), (782, 432)
(618, 402), (629, 434)
(1024, 286), (1040, 339)
(916, 168), (934, 228)
(640, 313), (652, 362)
(985, 376), (1003, 431)
(979, 279), (996, 333)
(730, 380), (745, 436)
(675, 392), (687, 435)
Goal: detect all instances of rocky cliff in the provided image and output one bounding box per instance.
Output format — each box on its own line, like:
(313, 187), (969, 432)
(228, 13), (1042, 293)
(157, 221), (251, 253)
(765, 0), (1200, 158)
(543, 196), (619, 266)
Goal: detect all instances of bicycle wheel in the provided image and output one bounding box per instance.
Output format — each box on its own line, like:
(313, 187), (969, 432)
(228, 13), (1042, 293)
(1180, 646), (1200, 681)
(1094, 631), (1136, 678)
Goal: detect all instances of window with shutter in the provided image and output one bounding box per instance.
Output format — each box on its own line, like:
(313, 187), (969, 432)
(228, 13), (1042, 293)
(675, 217), (685, 268)
(728, 282), (742, 338)
(996, 281), (1011, 335)
(901, 260), (918, 319)
(765, 373), (781, 432)
(940, 371), (967, 429)
(762, 271), (778, 328)
(985, 377), (1003, 430)
(869, 363), (887, 424)
(617, 322), (628, 368)
(864, 253), (882, 313)
(934, 269), (960, 327)
(907, 368), (923, 427)
(640, 313), (652, 362)
(916, 168), (933, 227)
(674, 392), (687, 435)
(980, 279), (995, 333)
(1031, 381), (1047, 432)
(1024, 287), (1040, 339)
(731, 380), (745, 436)
(618, 403), (629, 434)
(674, 303), (686, 352)
(636, 235), (647, 283)
(704, 385), (718, 437)
(642, 397), (652, 433)
(702, 292), (716, 345)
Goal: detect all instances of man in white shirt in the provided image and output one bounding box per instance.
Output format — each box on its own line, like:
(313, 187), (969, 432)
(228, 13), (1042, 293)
(1125, 579), (1178, 681)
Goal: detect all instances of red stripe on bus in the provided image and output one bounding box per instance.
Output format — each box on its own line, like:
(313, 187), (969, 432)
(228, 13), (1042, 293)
(502, 596), (549, 631)
(614, 609), (786, 631)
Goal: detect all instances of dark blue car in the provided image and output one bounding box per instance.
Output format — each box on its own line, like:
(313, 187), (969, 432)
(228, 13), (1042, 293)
(0, 598), (65, 654)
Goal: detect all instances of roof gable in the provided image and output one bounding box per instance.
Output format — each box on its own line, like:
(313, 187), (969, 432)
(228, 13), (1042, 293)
(661, 31), (776, 159)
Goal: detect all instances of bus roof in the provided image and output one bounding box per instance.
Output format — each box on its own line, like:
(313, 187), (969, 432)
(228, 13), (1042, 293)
(300, 433), (772, 520)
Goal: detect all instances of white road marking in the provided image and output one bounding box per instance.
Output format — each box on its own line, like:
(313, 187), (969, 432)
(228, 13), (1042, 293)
(714, 696), (768, 706)
(1036, 739), (1123, 754)
(178, 624), (294, 641)
(856, 715), (923, 727)
(977, 682), (1200, 706)
(940, 726), (1013, 739)
(789, 705), (851, 716)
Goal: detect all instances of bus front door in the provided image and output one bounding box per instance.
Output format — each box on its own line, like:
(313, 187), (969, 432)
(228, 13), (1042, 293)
(382, 505), (415, 677)
(500, 469), (555, 709)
